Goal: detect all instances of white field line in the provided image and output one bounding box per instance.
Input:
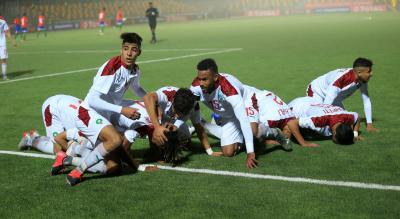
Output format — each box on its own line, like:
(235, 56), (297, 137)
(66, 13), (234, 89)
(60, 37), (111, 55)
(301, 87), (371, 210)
(1, 150), (399, 192)
(0, 48), (242, 85)
(9, 48), (239, 55)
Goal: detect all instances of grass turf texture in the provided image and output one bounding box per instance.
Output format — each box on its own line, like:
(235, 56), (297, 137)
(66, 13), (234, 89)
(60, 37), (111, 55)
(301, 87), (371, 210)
(1, 12), (399, 218)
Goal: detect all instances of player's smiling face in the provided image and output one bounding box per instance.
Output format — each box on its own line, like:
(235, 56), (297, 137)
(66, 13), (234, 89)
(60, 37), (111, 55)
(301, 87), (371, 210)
(197, 69), (218, 94)
(121, 43), (141, 67)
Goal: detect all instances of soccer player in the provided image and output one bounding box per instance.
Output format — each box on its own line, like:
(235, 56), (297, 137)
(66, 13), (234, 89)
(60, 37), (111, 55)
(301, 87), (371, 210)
(13, 16), (21, 40)
(245, 86), (318, 148)
(143, 86), (221, 156)
(20, 13), (28, 41)
(145, 2), (159, 43)
(115, 6), (124, 32)
(0, 16), (17, 81)
(305, 57), (377, 132)
(190, 58), (258, 168)
(18, 94), (83, 155)
(36, 12), (47, 37)
(98, 7), (106, 35)
(288, 97), (361, 145)
(66, 33), (147, 186)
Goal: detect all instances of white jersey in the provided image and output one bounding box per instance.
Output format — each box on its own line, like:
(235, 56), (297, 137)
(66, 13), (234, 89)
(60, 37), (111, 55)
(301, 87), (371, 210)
(156, 86), (201, 126)
(42, 95), (81, 141)
(83, 55), (144, 117)
(245, 87), (294, 129)
(306, 68), (372, 123)
(190, 73), (254, 153)
(289, 97), (358, 136)
(0, 18), (9, 48)
(112, 100), (154, 137)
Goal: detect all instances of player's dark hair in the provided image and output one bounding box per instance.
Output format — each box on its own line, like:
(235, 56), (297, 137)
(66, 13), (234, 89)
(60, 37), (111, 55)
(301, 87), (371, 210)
(353, 57), (373, 69)
(120, 32), (142, 47)
(173, 88), (196, 117)
(197, 58), (218, 74)
(335, 124), (354, 145)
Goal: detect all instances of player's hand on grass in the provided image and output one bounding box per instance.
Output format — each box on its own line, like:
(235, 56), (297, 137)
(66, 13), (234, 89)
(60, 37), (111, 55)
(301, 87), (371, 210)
(355, 136), (364, 141)
(122, 107), (141, 120)
(246, 152), (258, 169)
(366, 124), (379, 132)
(301, 141), (319, 147)
(211, 151), (223, 157)
(145, 166), (159, 171)
(152, 125), (168, 145)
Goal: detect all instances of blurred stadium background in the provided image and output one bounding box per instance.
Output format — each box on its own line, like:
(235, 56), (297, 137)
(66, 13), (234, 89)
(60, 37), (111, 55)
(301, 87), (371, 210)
(1, 0), (398, 32)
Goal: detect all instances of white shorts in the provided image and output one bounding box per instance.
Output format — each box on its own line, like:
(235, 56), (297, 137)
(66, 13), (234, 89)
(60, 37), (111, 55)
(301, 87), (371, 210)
(219, 117), (243, 147)
(0, 47), (7, 60)
(75, 106), (111, 146)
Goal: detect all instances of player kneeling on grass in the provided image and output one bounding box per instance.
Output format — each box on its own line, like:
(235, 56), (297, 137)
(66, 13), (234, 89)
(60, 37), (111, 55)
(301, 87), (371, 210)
(288, 97), (362, 145)
(190, 59), (258, 168)
(18, 94), (88, 155)
(305, 57), (377, 132)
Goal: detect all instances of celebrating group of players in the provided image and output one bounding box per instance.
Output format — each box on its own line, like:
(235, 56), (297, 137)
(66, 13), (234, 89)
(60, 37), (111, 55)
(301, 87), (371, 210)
(17, 32), (377, 186)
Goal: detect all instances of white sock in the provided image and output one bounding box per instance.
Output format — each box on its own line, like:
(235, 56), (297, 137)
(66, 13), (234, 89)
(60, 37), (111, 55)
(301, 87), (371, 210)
(202, 121), (222, 138)
(77, 143), (108, 173)
(257, 124), (279, 139)
(87, 161), (108, 174)
(66, 141), (79, 156)
(1, 63), (6, 79)
(32, 136), (54, 154)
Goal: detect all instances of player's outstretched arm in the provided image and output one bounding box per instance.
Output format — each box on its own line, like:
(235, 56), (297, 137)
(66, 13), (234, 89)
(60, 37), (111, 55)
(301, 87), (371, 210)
(193, 123), (222, 156)
(287, 119), (319, 147)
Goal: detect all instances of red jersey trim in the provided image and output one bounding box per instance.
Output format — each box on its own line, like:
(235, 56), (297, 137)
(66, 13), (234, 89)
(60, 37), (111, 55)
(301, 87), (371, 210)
(78, 106), (91, 127)
(267, 117), (295, 129)
(311, 114), (355, 128)
(216, 75), (238, 96)
(191, 78), (200, 87)
(44, 105), (52, 127)
(162, 90), (177, 102)
(333, 70), (356, 89)
(251, 93), (259, 112)
(100, 56), (129, 76)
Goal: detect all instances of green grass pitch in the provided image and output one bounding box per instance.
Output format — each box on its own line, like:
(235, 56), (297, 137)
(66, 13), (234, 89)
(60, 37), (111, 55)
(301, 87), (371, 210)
(0, 12), (399, 218)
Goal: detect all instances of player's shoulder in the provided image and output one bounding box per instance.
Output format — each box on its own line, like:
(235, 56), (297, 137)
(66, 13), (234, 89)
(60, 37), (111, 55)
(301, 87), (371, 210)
(218, 73), (239, 97)
(331, 68), (356, 89)
(100, 56), (125, 76)
(158, 87), (178, 102)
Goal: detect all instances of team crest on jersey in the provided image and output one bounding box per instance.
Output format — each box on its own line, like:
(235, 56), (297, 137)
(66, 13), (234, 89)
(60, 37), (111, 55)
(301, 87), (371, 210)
(217, 91), (225, 102)
(96, 118), (103, 124)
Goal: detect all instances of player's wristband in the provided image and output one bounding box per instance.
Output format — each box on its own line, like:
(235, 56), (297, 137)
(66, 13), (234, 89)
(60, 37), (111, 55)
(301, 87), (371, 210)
(206, 148), (213, 155)
(353, 131), (359, 138)
(173, 119), (184, 129)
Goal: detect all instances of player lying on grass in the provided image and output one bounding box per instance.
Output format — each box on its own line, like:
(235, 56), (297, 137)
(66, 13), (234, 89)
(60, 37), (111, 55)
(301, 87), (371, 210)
(305, 57), (377, 132)
(190, 58), (258, 168)
(288, 97), (362, 145)
(143, 86), (221, 157)
(243, 86), (319, 148)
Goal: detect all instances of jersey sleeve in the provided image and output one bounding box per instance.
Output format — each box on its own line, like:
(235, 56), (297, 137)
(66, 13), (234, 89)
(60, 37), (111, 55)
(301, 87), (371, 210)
(91, 62), (115, 95)
(129, 71), (147, 99)
(323, 85), (341, 105)
(359, 83), (372, 124)
(226, 95), (254, 153)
